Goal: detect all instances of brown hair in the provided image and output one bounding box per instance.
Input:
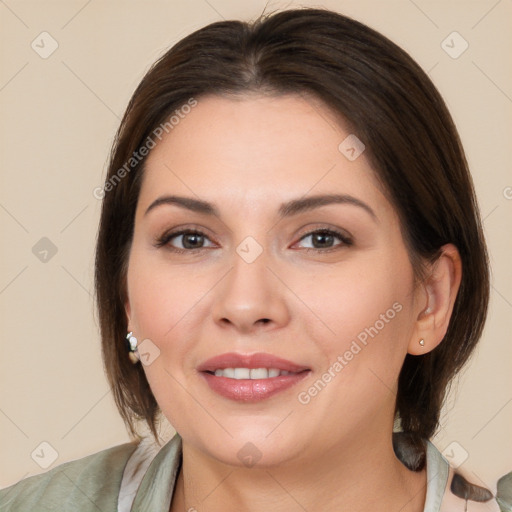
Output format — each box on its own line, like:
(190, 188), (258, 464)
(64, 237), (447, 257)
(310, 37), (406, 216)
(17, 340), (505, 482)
(95, 7), (489, 443)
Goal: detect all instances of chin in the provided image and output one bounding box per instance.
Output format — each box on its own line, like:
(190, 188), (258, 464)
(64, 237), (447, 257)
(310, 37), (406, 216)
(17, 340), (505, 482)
(191, 424), (307, 469)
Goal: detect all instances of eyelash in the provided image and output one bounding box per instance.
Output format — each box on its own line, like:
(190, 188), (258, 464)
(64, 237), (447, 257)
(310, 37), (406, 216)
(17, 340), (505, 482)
(154, 227), (353, 254)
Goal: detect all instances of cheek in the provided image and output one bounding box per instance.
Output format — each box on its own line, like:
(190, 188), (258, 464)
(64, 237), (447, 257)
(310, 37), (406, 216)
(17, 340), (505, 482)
(124, 251), (212, 430)
(125, 249), (220, 371)
(289, 254), (416, 431)
(127, 248), (200, 334)
(301, 248), (416, 380)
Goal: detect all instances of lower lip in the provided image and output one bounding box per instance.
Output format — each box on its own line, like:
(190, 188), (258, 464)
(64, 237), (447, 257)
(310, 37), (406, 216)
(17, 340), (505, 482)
(201, 371), (310, 402)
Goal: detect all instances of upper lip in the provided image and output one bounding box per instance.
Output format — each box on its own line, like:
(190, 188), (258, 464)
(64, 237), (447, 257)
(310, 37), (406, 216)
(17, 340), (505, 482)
(197, 352), (310, 373)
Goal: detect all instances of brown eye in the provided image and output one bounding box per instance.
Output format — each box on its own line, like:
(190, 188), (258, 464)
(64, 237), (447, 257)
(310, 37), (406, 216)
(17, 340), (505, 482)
(177, 232), (206, 249)
(155, 229), (215, 251)
(296, 229), (353, 251)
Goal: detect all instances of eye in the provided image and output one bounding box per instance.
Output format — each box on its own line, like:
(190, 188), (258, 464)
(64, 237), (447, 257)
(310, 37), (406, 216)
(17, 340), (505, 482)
(295, 228), (353, 251)
(155, 229), (216, 252)
(154, 227), (352, 253)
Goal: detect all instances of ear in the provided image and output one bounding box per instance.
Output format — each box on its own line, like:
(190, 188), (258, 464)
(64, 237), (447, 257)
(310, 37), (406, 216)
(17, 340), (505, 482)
(408, 243), (462, 355)
(124, 294), (133, 333)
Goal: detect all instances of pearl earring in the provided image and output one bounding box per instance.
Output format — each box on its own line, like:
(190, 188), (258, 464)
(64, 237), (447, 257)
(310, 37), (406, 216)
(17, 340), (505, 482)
(126, 331), (140, 364)
(419, 338), (425, 347)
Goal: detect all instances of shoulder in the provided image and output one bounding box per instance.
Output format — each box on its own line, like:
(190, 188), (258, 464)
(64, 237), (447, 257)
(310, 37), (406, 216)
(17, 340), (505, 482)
(0, 441), (139, 512)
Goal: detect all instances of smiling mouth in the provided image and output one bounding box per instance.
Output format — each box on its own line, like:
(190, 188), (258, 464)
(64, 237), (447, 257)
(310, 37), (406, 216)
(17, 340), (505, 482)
(200, 369), (310, 402)
(198, 353), (311, 401)
(206, 368), (302, 379)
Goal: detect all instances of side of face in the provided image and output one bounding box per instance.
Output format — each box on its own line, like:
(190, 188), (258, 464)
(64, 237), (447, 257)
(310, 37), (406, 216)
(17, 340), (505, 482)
(123, 93), (446, 468)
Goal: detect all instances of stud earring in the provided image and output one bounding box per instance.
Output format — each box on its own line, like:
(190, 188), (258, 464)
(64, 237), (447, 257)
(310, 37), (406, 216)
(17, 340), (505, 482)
(419, 338), (425, 347)
(126, 331), (140, 364)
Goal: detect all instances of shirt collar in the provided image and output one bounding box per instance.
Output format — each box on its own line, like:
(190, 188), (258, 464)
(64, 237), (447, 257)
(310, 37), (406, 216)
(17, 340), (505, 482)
(130, 433), (182, 511)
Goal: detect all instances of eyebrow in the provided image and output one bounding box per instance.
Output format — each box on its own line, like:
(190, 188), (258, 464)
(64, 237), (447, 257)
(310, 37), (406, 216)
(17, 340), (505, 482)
(144, 193), (377, 221)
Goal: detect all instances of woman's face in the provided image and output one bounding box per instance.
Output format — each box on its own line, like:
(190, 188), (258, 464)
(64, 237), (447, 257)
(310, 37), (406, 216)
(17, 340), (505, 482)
(125, 93), (425, 467)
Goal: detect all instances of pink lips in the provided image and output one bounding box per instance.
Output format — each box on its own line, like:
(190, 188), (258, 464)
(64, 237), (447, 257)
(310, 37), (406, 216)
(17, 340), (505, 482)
(197, 352), (310, 402)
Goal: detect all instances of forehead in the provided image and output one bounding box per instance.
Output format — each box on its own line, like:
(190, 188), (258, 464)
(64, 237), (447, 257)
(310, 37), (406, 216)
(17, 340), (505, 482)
(138, 93), (389, 217)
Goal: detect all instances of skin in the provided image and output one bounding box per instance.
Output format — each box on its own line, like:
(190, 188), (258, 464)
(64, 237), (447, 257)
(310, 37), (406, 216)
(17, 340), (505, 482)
(124, 93), (462, 512)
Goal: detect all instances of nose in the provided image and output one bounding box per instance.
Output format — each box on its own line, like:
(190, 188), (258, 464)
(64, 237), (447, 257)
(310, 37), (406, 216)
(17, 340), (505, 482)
(211, 249), (291, 335)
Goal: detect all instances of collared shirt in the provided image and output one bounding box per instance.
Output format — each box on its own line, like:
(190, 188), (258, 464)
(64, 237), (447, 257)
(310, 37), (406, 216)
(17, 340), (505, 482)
(0, 433), (497, 511)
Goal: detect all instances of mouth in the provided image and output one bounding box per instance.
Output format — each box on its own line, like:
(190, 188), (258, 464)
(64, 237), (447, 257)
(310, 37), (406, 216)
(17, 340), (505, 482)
(197, 352), (311, 402)
(209, 368), (298, 379)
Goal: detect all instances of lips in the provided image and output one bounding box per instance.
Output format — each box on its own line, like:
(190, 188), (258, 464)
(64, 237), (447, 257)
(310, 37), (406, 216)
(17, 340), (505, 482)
(197, 352), (310, 402)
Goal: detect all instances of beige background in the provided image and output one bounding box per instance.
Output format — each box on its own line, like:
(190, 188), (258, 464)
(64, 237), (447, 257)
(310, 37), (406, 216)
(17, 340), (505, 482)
(1, 0), (510, 494)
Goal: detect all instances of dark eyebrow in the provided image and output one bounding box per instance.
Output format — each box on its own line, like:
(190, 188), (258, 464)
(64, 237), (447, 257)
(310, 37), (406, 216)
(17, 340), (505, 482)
(278, 194), (377, 221)
(144, 193), (377, 221)
(145, 195), (218, 217)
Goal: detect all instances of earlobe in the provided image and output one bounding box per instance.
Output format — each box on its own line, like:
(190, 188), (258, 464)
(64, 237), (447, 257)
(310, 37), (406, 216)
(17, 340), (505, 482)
(408, 244), (462, 356)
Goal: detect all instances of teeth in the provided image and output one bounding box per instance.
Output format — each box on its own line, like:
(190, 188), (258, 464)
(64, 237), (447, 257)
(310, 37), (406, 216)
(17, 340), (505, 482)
(222, 368), (235, 378)
(234, 368), (250, 379)
(250, 368), (268, 379)
(212, 367), (294, 379)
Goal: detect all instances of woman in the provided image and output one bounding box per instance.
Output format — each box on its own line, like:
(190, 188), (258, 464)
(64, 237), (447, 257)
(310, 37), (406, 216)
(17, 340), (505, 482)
(1, 7), (507, 512)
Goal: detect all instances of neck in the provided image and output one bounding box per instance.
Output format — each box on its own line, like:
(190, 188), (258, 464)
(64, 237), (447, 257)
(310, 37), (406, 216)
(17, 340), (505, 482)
(170, 429), (427, 512)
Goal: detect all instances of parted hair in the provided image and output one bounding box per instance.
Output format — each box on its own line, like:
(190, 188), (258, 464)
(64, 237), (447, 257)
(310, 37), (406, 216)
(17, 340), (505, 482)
(95, 8), (489, 445)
